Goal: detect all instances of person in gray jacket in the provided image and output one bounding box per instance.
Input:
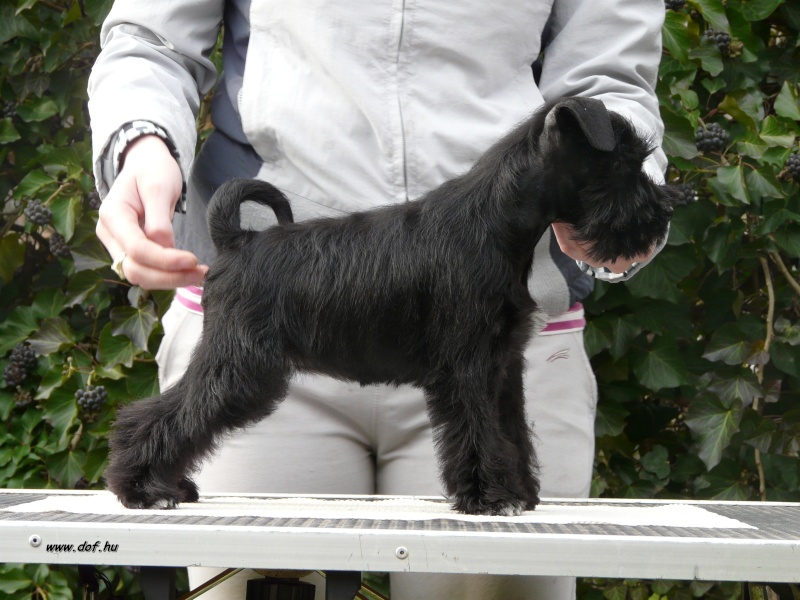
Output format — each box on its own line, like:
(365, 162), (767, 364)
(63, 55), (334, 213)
(89, 1), (669, 598)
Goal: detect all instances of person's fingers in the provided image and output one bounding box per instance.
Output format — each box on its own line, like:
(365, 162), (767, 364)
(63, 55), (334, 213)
(122, 260), (208, 290)
(94, 137), (208, 290)
(97, 219), (207, 289)
(98, 189), (198, 272)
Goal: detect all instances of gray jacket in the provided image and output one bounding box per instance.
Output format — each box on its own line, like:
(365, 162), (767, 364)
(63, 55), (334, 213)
(88, 0), (669, 315)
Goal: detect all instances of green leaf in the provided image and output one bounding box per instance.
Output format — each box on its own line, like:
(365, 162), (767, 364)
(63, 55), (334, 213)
(110, 301), (158, 352)
(661, 107), (700, 160)
(42, 147), (84, 179)
(685, 396), (743, 469)
(63, 1), (84, 26)
(0, 576), (33, 595)
(70, 237), (111, 272)
(0, 5), (38, 44)
(49, 194), (81, 240)
(702, 221), (742, 270)
(15, 0), (38, 14)
(774, 82), (800, 121)
(715, 166), (751, 204)
(602, 583), (628, 600)
(624, 246), (696, 302)
(759, 210), (800, 235)
(633, 336), (689, 391)
(0, 306), (38, 356)
(0, 117), (21, 143)
(36, 366), (66, 401)
(759, 116), (797, 148)
(744, 168), (783, 201)
(740, 0), (785, 21)
(663, 11), (691, 62)
(16, 97), (59, 122)
(0, 231), (26, 284)
(736, 129), (769, 159)
(125, 361), (160, 398)
(703, 323), (754, 365)
(97, 323), (136, 369)
(584, 320), (611, 358)
(65, 270), (105, 307)
(32, 288), (66, 320)
(41, 389), (78, 445)
(641, 445), (671, 479)
(773, 225), (800, 256)
(690, 43), (724, 76)
(14, 169), (57, 199)
(595, 400), (630, 438)
(27, 317), (75, 356)
(608, 317), (641, 361)
(775, 317), (800, 346)
(694, 0), (731, 32)
(719, 92), (764, 129)
(708, 370), (762, 406)
(771, 342), (800, 378)
(84, 448), (109, 483)
(46, 449), (85, 487)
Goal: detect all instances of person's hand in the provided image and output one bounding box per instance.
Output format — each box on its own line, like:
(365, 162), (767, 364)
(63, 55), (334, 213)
(96, 135), (208, 289)
(551, 222), (654, 274)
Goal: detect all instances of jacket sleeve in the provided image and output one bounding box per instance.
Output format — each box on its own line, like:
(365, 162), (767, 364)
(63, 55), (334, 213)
(87, 0), (224, 196)
(538, 0), (668, 185)
(537, 0), (669, 281)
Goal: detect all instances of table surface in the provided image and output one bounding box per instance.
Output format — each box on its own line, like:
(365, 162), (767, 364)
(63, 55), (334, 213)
(1, 489), (798, 582)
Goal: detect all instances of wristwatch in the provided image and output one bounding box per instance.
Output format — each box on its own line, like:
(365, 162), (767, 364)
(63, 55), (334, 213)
(111, 120), (187, 213)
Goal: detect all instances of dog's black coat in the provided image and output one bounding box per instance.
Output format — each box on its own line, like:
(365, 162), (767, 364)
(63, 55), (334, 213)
(106, 98), (679, 515)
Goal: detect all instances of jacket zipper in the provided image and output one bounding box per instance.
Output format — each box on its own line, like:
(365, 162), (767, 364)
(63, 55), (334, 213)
(395, 0), (409, 202)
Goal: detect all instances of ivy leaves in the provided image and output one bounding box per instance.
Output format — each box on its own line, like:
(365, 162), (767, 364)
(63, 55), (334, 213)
(588, 0), (800, 519)
(0, 0), (170, 492)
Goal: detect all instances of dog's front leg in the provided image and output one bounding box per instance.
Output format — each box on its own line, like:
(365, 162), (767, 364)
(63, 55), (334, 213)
(105, 322), (291, 509)
(497, 355), (540, 510)
(424, 365), (530, 516)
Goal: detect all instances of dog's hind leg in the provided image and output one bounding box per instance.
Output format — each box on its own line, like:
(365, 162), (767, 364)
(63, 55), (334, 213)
(497, 355), (540, 510)
(424, 361), (530, 516)
(105, 325), (290, 509)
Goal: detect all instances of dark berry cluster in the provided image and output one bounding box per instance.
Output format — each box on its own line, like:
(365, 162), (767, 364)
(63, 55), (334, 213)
(695, 123), (729, 153)
(2, 100), (16, 119)
(665, 0), (686, 10)
(3, 363), (26, 387)
(3, 343), (38, 387)
(75, 385), (108, 412)
(87, 191), (102, 211)
(24, 199), (53, 226)
(674, 182), (699, 206)
(83, 305), (98, 320)
(704, 29), (732, 55)
(49, 233), (71, 258)
(786, 151), (800, 181)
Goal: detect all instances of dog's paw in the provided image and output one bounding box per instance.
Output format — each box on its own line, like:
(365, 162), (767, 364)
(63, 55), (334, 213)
(489, 499), (527, 517)
(452, 494), (528, 516)
(108, 472), (199, 509)
(525, 494), (541, 511)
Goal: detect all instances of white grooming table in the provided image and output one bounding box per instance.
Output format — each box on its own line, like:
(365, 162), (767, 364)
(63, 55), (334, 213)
(1, 490), (798, 599)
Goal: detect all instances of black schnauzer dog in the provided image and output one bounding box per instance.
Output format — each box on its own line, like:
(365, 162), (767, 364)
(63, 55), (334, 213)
(106, 97), (678, 515)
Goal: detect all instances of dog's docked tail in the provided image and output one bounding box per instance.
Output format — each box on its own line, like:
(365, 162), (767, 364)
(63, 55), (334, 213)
(208, 178), (294, 251)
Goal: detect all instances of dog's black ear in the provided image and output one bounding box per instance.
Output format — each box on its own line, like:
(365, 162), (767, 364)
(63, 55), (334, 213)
(549, 97), (616, 152)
